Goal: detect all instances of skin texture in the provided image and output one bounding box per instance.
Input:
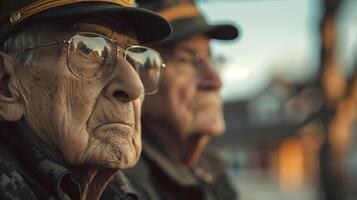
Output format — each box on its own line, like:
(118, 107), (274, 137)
(142, 34), (225, 166)
(0, 21), (144, 199)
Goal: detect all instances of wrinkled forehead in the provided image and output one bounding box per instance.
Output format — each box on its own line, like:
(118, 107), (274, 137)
(154, 34), (211, 57)
(176, 34), (210, 51)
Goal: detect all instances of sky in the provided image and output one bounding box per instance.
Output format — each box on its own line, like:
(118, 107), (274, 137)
(197, 0), (356, 102)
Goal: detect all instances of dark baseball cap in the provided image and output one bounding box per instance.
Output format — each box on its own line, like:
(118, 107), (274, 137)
(137, 0), (239, 43)
(0, 0), (172, 45)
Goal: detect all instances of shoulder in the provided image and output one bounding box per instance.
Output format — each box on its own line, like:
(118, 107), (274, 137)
(0, 147), (37, 200)
(0, 146), (25, 185)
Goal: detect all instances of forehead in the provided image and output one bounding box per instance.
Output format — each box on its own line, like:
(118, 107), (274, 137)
(174, 34), (210, 55)
(72, 19), (139, 44)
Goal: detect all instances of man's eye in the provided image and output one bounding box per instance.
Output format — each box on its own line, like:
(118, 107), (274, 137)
(79, 45), (95, 56)
(175, 57), (191, 63)
(175, 56), (205, 71)
(192, 59), (205, 71)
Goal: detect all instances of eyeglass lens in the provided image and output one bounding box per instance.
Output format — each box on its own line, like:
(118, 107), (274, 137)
(68, 33), (163, 94)
(125, 47), (162, 94)
(68, 34), (116, 79)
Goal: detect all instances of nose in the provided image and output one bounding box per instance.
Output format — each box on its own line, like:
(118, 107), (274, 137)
(104, 58), (144, 102)
(198, 61), (222, 91)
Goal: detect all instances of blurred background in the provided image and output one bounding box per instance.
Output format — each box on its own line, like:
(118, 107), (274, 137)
(195, 0), (357, 199)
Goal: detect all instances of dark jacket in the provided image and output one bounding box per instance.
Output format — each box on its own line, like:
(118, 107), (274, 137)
(125, 135), (238, 200)
(0, 121), (137, 200)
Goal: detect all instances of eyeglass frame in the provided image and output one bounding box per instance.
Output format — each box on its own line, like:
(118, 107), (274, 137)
(21, 31), (166, 89)
(164, 47), (215, 74)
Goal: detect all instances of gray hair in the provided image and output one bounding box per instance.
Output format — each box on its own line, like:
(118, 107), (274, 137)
(1, 20), (69, 68)
(2, 27), (42, 67)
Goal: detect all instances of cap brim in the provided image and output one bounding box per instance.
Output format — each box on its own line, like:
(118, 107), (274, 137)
(206, 24), (239, 40)
(18, 2), (172, 44)
(161, 17), (239, 43)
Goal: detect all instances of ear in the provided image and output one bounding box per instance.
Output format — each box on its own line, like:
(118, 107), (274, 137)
(0, 52), (24, 121)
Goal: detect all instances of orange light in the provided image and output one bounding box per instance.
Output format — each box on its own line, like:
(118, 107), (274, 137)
(278, 138), (304, 191)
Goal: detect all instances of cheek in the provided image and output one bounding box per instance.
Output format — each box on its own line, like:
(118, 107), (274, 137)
(190, 93), (225, 136)
(163, 66), (197, 111)
(177, 80), (196, 110)
(143, 66), (198, 136)
(164, 68), (198, 135)
(66, 79), (102, 117)
(17, 54), (110, 164)
(17, 62), (65, 130)
(51, 77), (104, 159)
(132, 97), (143, 155)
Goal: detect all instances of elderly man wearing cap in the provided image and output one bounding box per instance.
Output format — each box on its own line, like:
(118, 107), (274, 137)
(0, 0), (171, 199)
(123, 0), (239, 200)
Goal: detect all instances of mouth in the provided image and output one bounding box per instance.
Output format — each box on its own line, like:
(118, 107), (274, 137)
(193, 102), (222, 112)
(192, 95), (222, 110)
(93, 122), (134, 137)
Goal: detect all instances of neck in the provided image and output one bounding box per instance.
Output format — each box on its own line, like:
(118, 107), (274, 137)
(72, 166), (117, 200)
(142, 117), (209, 168)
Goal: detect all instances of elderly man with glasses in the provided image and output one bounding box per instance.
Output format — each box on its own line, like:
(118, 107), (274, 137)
(0, 0), (171, 199)
(123, 0), (239, 200)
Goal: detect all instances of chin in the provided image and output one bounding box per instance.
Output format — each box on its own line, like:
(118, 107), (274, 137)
(104, 142), (141, 169)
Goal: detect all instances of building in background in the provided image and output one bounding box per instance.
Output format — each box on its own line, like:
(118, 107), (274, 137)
(196, 0), (357, 199)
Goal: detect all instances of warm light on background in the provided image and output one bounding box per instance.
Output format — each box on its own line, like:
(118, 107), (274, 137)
(198, 0), (356, 102)
(278, 138), (305, 191)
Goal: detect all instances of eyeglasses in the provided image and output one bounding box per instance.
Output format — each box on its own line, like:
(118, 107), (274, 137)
(167, 47), (212, 74)
(23, 32), (166, 95)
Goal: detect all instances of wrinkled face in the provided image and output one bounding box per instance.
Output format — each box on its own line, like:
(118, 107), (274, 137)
(143, 34), (225, 141)
(15, 22), (144, 169)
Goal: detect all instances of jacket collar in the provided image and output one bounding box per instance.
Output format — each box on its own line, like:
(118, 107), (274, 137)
(142, 133), (229, 186)
(143, 138), (198, 186)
